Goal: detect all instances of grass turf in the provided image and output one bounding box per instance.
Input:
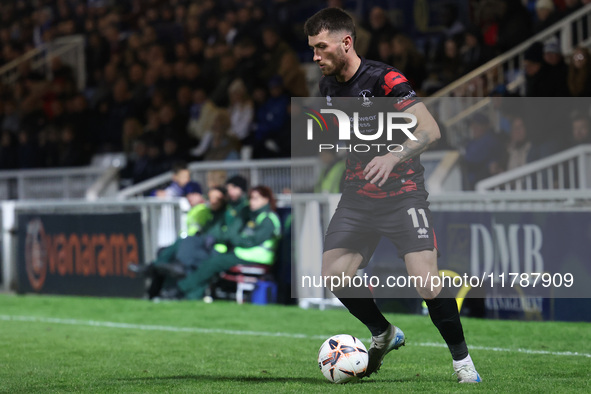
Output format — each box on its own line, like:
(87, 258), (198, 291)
(0, 294), (589, 393)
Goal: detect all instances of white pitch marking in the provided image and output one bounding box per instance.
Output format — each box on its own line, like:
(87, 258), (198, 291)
(1, 315), (590, 358)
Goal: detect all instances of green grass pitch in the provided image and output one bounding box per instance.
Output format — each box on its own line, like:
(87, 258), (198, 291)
(0, 294), (589, 393)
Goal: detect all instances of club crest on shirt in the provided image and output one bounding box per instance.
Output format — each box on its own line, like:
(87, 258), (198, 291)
(358, 89), (373, 107)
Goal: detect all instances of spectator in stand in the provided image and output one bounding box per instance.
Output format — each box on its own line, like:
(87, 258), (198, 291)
(524, 41), (565, 97)
(4, 0), (570, 172)
(209, 50), (238, 107)
(57, 124), (85, 167)
(437, 38), (464, 86)
(259, 26), (299, 90)
(37, 126), (60, 168)
(559, 0), (583, 18)
(154, 161), (202, 199)
(2, 101), (20, 134)
(122, 117), (143, 155)
(477, 0), (501, 50)
(187, 89), (218, 144)
(391, 34), (427, 90)
(128, 63), (148, 109)
(121, 134), (160, 186)
(190, 110), (240, 161)
(0, 130), (18, 169)
(92, 62), (119, 109)
(461, 113), (503, 190)
(227, 79), (254, 143)
(187, 36), (205, 64)
(176, 85), (193, 130)
(542, 37), (569, 97)
(259, 26), (307, 97)
(66, 94), (95, 147)
(497, 0), (533, 52)
(376, 37), (393, 65)
(157, 103), (187, 150)
(49, 56), (75, 91)
(489, 85), (513, 136)
(278, 45), (309, 97)
(234, 6), (257, 43)
(143, 108), (160, 136)
(252, 76), (290, 159)
(217, 18), (238, 46)
(156, 63), (179, 100)
(365, 6), (398, 62)
(568, 47), (591, 97)
(504, 116), (533, 171)
(184, 61), (205, 91)
(460, 25), (494, 74)
(233, 37), (263, 93)
(534, 0), (560, 33)
(160, 136), (187, 172)
(563, 111), (591, 150)
(441, 3), (465, 40)
(17, 130), (38, 169)
(97, 77), (136, 152)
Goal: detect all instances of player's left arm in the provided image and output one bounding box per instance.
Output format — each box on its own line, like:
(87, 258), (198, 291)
(363, 102), (441, 186)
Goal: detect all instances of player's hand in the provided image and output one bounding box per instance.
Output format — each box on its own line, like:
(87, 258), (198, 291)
(363, 153), (399, 187)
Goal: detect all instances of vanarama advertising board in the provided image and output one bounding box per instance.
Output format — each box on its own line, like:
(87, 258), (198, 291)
(17, 212), (145, 297)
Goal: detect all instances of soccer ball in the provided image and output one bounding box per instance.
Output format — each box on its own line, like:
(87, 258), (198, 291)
(318, 334), (368, 384)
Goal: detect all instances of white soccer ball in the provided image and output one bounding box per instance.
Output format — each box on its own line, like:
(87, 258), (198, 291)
(318, 334), (368, 384)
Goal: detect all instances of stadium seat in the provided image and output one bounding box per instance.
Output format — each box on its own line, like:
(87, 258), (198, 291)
(218, 264), (274, 304)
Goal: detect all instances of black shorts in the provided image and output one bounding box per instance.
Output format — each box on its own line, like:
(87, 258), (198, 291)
(323, 191), (437, 265)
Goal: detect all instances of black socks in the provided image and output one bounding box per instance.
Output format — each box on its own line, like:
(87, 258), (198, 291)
(333, 281), (469, 361)
(425, 292), (469, 361)
(334, 286), (390, 337)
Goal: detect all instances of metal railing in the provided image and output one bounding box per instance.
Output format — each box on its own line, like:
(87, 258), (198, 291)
(425, 4), (591, 148)
(0, 35), (86, 90)
(423, 150), (462, 194)
(85, 167), (121, 200)
(0, 166), (110, 200)
(475, 144), (591, 192)
(117, 158), (320, 198)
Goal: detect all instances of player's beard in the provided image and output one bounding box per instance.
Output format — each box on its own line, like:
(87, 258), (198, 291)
(323, 51), (347, 77)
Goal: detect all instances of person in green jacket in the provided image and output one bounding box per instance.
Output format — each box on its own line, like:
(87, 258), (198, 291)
(170, 185), (282, 300)
(202, 175), (251, 255)
(129, 186), (228, 298)
(224, 174), (251, 227)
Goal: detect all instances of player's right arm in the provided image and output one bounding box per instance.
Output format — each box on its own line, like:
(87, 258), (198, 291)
(390, 102), (441, 163)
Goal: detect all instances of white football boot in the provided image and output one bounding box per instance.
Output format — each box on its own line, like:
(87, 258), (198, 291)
(364, 324), (405, 377)
(454, 362), (482, 383)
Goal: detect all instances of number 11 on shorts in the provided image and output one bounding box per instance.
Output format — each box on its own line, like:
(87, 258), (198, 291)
(407, 208), (429, 228)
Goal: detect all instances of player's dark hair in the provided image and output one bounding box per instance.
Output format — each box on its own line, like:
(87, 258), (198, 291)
(304, 7), (355, 41)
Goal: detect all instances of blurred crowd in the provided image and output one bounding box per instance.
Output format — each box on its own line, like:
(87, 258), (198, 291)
(0, 0), (589, 191)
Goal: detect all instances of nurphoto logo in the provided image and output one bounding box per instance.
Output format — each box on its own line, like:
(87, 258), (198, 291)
(304, 107), (417, 153)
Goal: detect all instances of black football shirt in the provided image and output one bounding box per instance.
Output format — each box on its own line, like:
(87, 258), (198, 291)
(318, 57), (425, 199)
